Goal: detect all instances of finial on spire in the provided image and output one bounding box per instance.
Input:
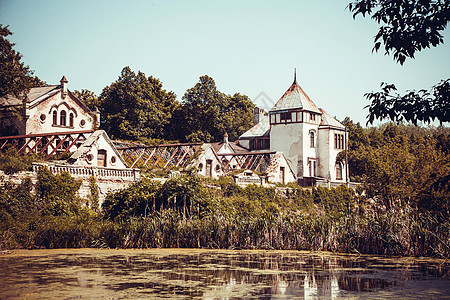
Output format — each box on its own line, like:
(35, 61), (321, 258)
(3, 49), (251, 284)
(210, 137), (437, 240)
(293, 68), (297, 84)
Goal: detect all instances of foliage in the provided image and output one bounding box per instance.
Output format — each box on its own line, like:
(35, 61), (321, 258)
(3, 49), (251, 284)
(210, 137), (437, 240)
(99, 66), (178, 140)
(347, 0), (450, 125)
(0, 148), (43, 174)
(342, 119), (449, 212)
(102, 178), (162, 220)
(0, 24), (45, 99)
(172, 75), (255, 142)
(348, 0), (450, 65)
(365, 80), (450, 125)
(36, 167), (82, 216)
(72, 89), (100, 112)
(88, 175), (100, 212)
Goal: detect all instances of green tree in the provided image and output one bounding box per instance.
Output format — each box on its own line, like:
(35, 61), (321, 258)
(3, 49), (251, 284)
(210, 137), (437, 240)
(348, 0), (450, 125)
(222, 93), (255, 141)
(179, 75), (227, 142)
(102, 178), (161, 220)
(99, 66), (178, 140)
(73, 89), (100, 112)
(175, 75), (254, 142)
(36, 167), (82, 216)
(0, 25), (45, 99)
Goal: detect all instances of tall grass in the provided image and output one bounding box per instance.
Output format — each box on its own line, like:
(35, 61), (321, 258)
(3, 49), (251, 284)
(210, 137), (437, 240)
(1, 176), (448, 258)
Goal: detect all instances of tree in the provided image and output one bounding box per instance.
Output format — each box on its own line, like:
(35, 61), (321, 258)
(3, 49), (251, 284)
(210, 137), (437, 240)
(98, 67), (178, 140)
(175, 75), (254, 142)
(36, 167), (82, 216)
(0, 25), (44, 99)
(348, 0), (450, 125)
(222, 93), (255, 141)
(72, 89), (100, 112)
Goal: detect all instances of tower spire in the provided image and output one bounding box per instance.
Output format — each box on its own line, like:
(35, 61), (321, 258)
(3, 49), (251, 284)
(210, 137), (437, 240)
(293, 68), (297, 84)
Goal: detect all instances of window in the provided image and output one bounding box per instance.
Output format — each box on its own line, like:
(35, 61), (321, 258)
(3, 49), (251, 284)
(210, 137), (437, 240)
(60, 110), (66, 126)
(97, 150), (107, 167)
(297, 112), (303, 122)
(280, 112), (291, 122)
(69, 113), (74, 127)
(52, 111), (57, 125)
(334, 133), (345, 149)
(308, 160), (317, 177)
(310, 113), (316, 122)
(310, 131), (315, 148)
(336, 163), (343, 180)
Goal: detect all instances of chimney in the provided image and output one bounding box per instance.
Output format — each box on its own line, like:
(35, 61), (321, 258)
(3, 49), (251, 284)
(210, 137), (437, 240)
(223, 132), (229, 144)
(254, 106), (265, 125)
(60, 76), (68, 98)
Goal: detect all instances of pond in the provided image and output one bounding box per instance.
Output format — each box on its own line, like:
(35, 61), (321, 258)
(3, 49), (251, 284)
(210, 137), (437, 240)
(0, 249), (448, 299)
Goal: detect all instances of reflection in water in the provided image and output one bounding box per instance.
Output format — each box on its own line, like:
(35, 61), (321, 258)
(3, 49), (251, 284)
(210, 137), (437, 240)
(0, 249), (448, 299)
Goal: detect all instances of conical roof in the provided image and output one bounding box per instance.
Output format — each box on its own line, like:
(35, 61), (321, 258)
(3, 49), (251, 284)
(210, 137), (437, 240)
(270, 78), (321, 113)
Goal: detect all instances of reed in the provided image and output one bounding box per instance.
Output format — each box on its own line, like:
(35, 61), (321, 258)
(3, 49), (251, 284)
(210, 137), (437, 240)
(1, 174), (448, 258)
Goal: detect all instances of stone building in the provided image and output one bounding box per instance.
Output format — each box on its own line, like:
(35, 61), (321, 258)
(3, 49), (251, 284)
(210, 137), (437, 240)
(0, 76), (99, 136)
(238, 74), (348, 186)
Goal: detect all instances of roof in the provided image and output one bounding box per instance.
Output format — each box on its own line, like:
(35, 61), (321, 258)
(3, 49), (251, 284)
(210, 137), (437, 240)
(270, 79), (321, 113)
(319, 108), (345, 129)
(239, 114), (270, 139)
(0, 85), (59, 107)
(69, 130), (128, 167)
(211, 140), (248, 153)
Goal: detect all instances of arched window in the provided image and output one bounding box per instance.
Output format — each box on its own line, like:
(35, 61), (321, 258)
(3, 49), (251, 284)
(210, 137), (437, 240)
(60, 110), (66, 126)
(336, 163), (343, 180)
(310, 131), (315, 148)
(69, 113), (74, 127)
(52, 111), (57, 125)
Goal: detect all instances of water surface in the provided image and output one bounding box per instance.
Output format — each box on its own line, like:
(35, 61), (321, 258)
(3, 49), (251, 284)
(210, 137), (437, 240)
(0, 249), (448, 299)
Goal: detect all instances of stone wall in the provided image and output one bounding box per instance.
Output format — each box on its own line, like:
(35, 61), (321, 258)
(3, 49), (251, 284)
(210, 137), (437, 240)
(0, 164), (140, 209)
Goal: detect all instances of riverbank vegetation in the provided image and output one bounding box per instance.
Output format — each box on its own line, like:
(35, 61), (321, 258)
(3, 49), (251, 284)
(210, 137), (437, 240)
(0, 123), (449, 258)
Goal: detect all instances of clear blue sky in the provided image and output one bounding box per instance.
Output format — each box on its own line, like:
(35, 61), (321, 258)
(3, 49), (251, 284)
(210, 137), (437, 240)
(2, 0), (449, 126)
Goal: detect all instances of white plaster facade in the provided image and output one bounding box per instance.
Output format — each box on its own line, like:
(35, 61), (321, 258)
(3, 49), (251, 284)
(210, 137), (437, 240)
(194, 144), (224, 178)
(0, 77), (98, 136)
(67, 130), (127, 169)
(239, 75), (348, 186)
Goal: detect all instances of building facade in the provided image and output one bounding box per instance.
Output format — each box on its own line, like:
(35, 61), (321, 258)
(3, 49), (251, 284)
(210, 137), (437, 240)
(239, 74), (348, 186)
(0, 76), (98, 137)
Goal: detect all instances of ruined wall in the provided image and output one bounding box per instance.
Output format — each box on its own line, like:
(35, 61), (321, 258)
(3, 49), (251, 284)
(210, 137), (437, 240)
(266, 152), (296, 184)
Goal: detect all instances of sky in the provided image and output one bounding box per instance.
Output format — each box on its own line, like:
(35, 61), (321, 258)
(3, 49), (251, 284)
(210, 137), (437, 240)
(1, 0), (449, 126)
